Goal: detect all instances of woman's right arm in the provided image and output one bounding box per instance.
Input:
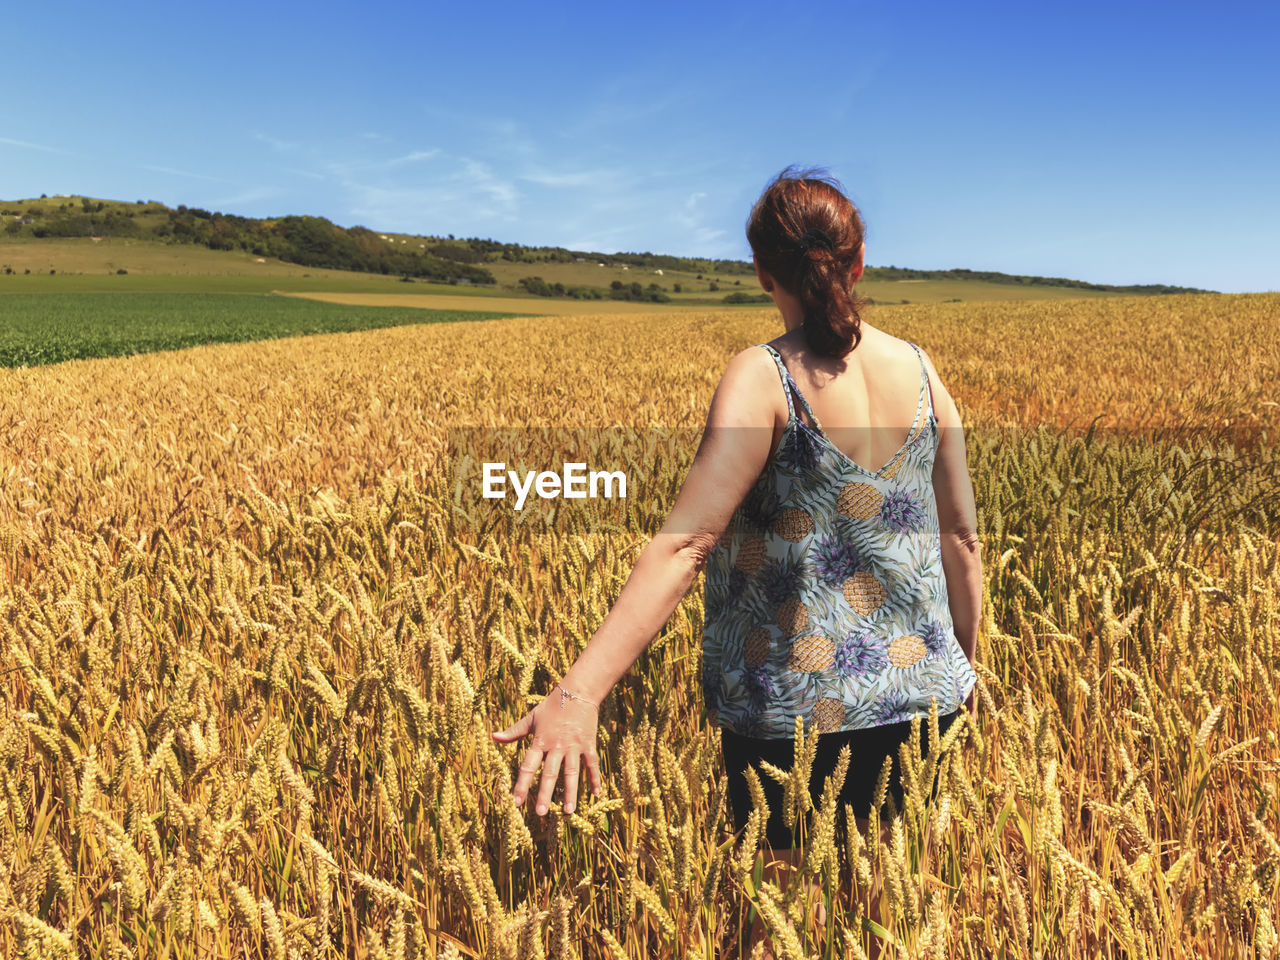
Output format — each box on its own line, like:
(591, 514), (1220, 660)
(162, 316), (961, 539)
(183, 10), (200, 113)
(919, 348), (982, 712)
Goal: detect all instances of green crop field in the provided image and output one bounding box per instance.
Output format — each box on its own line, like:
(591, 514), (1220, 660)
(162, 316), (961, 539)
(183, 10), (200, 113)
(0, 292), (518, 368)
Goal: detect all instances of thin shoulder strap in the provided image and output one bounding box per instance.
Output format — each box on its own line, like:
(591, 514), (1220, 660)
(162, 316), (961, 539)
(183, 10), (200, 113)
(908, 342), (936, 421)
(757, 343), (820, 428)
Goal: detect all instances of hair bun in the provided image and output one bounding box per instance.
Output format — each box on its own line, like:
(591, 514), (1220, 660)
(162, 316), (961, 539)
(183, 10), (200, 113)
(796, 228), (833, 255)
(745, 166), (869, 359)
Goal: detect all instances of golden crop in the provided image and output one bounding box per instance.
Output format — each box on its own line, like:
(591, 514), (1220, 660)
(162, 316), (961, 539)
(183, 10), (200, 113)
(0, 292), (1277, 958)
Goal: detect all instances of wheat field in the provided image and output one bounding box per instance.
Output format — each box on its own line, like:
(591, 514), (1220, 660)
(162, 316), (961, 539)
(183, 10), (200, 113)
(1, 293), (1277, 958)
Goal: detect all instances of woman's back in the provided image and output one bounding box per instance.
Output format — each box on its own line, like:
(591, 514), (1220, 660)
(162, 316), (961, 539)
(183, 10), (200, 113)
(701, 326), (978, 739)
(768, 322), (932, 476)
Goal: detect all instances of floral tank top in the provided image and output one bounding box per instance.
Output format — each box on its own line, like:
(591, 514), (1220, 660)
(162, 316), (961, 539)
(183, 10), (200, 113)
(701, 341), (978, 739)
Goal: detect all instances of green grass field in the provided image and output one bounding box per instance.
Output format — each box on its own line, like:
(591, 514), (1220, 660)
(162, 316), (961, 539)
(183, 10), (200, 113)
(0, 292), (518, 367)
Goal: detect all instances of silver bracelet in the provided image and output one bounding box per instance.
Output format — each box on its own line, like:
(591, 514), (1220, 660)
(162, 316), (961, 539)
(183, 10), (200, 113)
(557, 683), (598, 709)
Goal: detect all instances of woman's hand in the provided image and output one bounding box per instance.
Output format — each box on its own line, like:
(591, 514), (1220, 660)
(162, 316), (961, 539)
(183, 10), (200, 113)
(492, 690), (603, 816)
(488, 347), (779, 818)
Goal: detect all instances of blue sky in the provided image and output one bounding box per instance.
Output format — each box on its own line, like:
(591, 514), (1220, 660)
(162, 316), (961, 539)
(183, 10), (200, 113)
(3, 1), (1276, 292)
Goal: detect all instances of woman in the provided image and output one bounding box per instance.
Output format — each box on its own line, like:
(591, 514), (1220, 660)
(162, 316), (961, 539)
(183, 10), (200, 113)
(493, 167), (981, 956)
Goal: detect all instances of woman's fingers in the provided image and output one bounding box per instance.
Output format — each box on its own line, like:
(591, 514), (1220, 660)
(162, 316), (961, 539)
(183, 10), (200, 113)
(535, 750), (564, 816)
(512, 746), (544, 808)
(497, 701), (602, 816)
(492, 711), (533, 743)
(585, 749), (603, 796)
(562, 755), (581, 814)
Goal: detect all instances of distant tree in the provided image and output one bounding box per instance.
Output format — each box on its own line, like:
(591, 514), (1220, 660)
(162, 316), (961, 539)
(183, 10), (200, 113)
(116, 268), (128, 275)
(521, 276), (554, 297)
(709, 281), (719, 292)
(673, 283), (682, 293)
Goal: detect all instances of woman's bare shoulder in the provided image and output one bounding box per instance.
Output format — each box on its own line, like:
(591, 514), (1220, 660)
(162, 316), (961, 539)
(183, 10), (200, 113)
(906, 340), (961, 428)
(722, 342), (780, 381)
(715, 343), (786, 404)
(837, 323), (927, 377)
(856, 322), (944, 381)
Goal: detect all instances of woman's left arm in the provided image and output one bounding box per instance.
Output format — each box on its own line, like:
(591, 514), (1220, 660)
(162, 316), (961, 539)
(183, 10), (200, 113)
(493, 345), (781, 815)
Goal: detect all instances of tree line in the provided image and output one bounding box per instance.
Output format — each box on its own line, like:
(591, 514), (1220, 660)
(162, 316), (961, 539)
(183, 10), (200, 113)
(3, 200), (494, 284)
(865, 265), (1212, 295)
(3, 196), (1212, 294)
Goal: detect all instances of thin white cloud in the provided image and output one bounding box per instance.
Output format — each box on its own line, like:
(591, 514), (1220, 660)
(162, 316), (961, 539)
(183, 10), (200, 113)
(277, 165), (327, 181)
(519, 167), (624, 189)
(693, 226), (729, 245)
(262, 121), (736, 256)
(454, 159), (519, 218)
(560, 85), (684, 137)
(210, 186), (281, 209)
(320, 148), (442, 180)
(384, 149), (441, 167)
(560, 225), (632, 253)
(674, 190), (728, 247)
(142, 164), (234, 184)
(254, 133), (299, 153)
(0, 136), (68, 154)
(336, 155), (521, 231)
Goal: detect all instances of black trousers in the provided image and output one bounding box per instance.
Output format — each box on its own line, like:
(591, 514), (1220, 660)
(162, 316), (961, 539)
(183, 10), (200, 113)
(721, 709), (961, 851)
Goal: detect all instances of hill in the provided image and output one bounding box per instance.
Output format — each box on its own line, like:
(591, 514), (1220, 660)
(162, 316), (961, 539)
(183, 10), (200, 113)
(1, 195), (493, 285)
(1, 195), (1214, 301)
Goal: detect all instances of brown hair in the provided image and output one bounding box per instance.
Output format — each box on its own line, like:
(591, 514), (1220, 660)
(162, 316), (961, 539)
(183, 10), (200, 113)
(746, 166), (869, 358)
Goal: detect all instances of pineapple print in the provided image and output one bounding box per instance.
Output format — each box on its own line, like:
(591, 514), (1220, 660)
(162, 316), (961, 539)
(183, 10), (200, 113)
(790, 634), (836, 672)
(837, 482), (882, 519)
(776, 595), (810, 636)
(811, 697), (845, 733)
(773, 508), (814, 542)
(740, 483), (782, 534)
(735, 536), (767, 576)
(881, 448), (908, 480)
(842, 571), (886, 615)
(702, 341), (955, 739)
(886, 634), (928, 668)
(744, 628), (771, 668)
